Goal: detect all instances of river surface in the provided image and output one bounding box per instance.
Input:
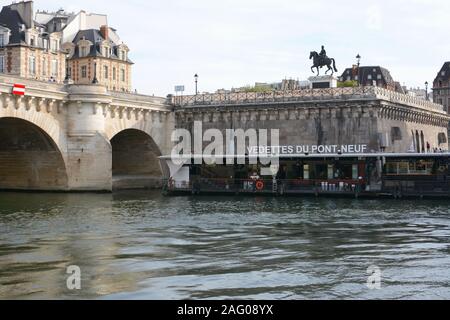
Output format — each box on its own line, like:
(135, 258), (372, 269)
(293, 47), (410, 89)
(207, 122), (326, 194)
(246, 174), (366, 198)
(1, 191), (450, 300)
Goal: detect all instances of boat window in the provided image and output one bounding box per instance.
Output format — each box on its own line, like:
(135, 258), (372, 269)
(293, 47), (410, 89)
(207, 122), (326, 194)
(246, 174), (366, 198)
(352, 165), (359, 180)
(385, 160), (434, 175)
(303, 165), (310, 180)
(327, 165), (334, 180)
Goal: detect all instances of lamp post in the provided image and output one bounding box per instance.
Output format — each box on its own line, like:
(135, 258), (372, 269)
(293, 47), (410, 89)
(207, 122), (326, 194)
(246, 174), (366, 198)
(92, 58), (99, 84)
(64, 49), (71, 82)
(194, 74), (199, 95)
(425, 81), (429, 101)
(356, 54), (361, 86)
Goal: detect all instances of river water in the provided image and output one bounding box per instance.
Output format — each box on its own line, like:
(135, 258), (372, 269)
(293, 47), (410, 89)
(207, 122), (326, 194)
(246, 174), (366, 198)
(1, 191), (450, 300)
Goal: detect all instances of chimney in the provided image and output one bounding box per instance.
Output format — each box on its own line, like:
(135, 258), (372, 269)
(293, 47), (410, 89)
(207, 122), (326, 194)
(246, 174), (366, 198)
(10, 1), (34, 29)
(100, 25), (109, 40)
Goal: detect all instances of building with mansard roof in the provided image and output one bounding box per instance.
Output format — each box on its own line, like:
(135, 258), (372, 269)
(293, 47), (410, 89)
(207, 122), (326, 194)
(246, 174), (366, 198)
(0, 1), (132, 92)
(340, 66), (405, 93)
(433, 62), (450, 113)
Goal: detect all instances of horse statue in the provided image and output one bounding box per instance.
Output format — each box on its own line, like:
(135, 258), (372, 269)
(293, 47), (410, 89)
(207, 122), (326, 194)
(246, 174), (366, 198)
(310, 51), (338, 76)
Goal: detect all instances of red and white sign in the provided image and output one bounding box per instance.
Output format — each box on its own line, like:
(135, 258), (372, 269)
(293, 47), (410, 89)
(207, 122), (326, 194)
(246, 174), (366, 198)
(12, 84), (26, 96)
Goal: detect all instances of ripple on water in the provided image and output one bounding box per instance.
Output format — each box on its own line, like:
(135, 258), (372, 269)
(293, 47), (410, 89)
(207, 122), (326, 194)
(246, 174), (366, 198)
(1, 191), (450, 299)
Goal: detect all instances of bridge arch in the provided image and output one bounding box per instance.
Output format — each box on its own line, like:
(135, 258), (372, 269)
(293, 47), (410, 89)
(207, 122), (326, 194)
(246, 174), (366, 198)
(0, 117), (68, 190)
(110, 128), (165, 189)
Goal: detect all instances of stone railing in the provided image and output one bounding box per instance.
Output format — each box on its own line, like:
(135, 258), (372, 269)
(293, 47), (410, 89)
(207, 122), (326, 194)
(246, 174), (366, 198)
(173, 86), (445, 114)
(372, 87), (444, 113)
(0, 74), (66, 99)
(109, 91), (171, 111)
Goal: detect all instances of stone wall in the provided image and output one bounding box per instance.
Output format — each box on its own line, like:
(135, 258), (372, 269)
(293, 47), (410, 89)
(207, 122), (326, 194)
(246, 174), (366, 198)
(175, 90), (450, 154)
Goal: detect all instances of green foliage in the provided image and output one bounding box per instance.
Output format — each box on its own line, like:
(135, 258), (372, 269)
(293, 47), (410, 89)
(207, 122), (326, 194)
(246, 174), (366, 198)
(337, 80), (358, 88)
(242, 85), (274, 93)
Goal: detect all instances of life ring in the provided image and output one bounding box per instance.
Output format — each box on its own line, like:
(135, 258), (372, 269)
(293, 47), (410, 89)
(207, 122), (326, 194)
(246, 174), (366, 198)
(255, 180), (264, 191)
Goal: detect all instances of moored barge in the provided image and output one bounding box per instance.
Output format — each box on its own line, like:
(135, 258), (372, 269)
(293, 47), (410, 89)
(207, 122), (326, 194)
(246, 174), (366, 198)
(161, 153), (450, 199)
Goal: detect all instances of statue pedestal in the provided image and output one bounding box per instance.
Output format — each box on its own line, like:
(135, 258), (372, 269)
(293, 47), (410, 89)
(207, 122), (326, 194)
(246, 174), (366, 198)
(308, 75), (338, 89)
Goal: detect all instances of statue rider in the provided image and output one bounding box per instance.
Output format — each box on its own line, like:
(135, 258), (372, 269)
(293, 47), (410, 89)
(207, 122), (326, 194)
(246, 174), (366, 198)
(319, 45), (327, 66)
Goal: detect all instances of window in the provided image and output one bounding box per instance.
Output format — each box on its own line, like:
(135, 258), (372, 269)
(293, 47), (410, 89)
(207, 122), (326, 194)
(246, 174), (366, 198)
(51, 39), (58, 51)
(42, 57), (47, 76)
(367, 74), (372, 80)
(113, 67), (116, 80)
(121, 68), (125, 82)
(352, 165), (358, 180)
(377, 74), (382, 80)
(51, 59), (58, 77)
(0, 34), (5, 47)
(81, 66), (87, 78)
(391, 127), (402, 142)
(30, 37), (35, 47)
(303, 165), (310, 180)
(80, 46), (88, 57)
(327, 165), (334, 180)
(104, 65), (108, 79)
(438, 133), (447, 144)
(0, 55), (4, 73)
(29, 56), (36, 75)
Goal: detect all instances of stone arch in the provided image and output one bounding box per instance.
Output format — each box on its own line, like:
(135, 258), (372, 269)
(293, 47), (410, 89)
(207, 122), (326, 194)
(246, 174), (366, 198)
(110, 128), (165, 190)
(0, 106), (66, 155)
(0, 117), (68, 190)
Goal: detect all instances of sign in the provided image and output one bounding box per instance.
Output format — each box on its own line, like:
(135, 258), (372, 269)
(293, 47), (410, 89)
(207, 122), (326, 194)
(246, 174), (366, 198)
(248, 144), (369, 155)
(12, 83), (25, 96)
(175, 85), (185, 93)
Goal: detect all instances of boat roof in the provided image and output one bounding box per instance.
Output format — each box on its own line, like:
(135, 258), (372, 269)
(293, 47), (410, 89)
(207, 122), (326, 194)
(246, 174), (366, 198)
(160, 152), (450, 161)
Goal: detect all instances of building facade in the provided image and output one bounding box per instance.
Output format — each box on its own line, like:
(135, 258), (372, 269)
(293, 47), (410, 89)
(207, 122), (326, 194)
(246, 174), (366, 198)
(0, 1), (132, 91)
(0, 1), (66, 83)
(340, 66), (404, 93)
(433, 62), (450, 113)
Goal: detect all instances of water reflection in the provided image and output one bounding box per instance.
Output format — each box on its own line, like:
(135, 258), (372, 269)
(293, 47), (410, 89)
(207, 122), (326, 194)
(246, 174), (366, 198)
(1, 191), (450, 299)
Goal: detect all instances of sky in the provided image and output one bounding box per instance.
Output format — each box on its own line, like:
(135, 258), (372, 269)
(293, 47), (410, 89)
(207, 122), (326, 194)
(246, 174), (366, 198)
(34, 0), (450, 96)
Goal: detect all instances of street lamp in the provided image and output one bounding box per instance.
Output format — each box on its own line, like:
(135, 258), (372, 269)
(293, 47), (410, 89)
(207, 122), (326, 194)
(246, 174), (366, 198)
(92, 58), (99, 84)
(356, 54), (361, 86)
(64, 49), (71, 82)
(194, 74), (199, 95)
(425, 81), (429, 101)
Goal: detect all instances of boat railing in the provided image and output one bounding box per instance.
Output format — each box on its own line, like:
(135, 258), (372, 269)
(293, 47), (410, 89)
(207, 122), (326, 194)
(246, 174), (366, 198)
(164, 178), (366, 194)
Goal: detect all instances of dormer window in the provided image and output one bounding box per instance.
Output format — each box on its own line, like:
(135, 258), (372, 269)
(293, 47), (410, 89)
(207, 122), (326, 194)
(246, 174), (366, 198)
(103, 46), (110, 58)
(80, 46), (88, 57)
(0, 34), (5, 47)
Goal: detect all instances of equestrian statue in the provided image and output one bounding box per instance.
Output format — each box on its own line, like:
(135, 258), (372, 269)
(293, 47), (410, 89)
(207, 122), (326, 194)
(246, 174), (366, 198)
(310, 46), (338, 76)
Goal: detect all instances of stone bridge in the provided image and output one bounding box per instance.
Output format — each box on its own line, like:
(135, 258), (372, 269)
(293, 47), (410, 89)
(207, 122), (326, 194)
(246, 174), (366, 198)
(0, 74), (174, 191)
